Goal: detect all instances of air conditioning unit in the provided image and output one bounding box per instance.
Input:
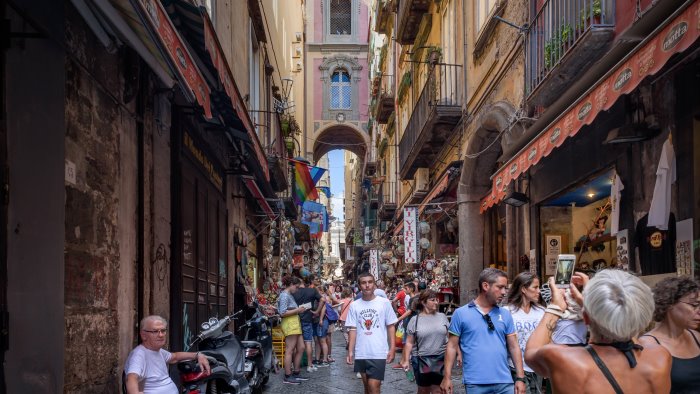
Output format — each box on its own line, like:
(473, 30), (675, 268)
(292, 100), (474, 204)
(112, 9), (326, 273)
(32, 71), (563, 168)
(414, 168), (429, 193)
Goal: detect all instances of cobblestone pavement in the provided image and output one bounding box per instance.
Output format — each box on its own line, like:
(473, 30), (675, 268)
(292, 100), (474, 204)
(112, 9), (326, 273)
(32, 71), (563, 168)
(263, 329), (465, 393)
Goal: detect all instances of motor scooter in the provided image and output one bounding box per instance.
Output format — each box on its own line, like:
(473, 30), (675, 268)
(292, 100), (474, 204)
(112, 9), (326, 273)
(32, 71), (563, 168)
(237, 302), (279, 393)
(177, 310), (251, 394)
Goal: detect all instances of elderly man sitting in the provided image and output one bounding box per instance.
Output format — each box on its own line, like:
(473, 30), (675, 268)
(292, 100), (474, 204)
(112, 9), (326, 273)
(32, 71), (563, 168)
(125, 315), (210, 393)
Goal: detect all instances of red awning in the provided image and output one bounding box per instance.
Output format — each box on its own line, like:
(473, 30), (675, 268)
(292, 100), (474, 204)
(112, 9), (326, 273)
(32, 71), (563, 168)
(242, 176), (276, 220)
(481, 1), (700, 213)
(135, 0), (212, 118)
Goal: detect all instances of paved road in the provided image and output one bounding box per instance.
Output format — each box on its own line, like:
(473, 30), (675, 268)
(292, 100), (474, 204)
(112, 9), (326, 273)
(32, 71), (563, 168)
(263, 329), (465, 393)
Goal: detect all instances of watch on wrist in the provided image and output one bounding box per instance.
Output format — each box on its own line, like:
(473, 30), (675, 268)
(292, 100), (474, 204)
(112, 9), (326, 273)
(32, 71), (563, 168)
(514, 376), (526, 383)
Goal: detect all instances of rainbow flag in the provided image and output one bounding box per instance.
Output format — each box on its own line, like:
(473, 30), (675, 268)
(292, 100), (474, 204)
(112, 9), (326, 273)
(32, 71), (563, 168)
(293, 162), (326, 205)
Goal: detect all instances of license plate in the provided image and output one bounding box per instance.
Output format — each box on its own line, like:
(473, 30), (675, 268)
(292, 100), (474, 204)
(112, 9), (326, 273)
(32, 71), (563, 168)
(244, 361), (254, 372)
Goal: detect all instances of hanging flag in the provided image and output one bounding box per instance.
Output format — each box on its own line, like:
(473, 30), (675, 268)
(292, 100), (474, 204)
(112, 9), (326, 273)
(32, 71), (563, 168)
(317, 186), (331, 198)
(294, 161), (319, 205)
(310, 166), (326, 185)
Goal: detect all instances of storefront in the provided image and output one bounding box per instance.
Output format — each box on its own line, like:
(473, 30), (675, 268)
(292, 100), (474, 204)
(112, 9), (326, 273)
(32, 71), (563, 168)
(481, 3), (700, 282)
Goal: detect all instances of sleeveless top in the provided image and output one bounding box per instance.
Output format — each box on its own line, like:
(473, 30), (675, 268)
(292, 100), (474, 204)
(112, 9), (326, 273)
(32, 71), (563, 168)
(642, 330), (700, 394)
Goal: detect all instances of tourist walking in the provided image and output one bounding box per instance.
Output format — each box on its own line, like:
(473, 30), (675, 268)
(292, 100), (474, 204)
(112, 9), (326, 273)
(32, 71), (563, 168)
(277, 275), (310, 385)
(346, 272), (398, 394)
(441, 268), (526, 394)
(338, 289), (354, 349)
(324, 284), (341, 362)
(400, 289), (451, 394)
(506, 272), (545, 394)
(525, 270), (671, 393)
(293, 275), (324, 372)
(640, 277), (700, 393)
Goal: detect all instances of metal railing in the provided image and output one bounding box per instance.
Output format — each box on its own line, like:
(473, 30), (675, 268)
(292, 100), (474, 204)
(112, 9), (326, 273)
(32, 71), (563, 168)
(399, 63), (461, 172)
(380, 181), (397, 205)
(526, 0), (615, 94)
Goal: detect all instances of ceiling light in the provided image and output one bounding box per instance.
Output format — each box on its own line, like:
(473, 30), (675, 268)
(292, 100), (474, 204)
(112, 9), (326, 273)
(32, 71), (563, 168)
(587, 192), (595, 198)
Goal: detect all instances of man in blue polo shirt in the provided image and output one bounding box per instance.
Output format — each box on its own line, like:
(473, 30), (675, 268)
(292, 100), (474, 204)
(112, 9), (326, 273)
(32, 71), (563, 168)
(441, 268), (526, 394)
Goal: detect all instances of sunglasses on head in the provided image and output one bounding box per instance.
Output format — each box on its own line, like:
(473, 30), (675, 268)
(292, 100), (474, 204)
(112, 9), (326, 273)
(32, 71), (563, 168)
(482, 313), (495, 331)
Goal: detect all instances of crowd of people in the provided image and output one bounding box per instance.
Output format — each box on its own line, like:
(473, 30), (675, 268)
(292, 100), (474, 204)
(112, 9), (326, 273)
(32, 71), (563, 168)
(122, 268), (700, 394)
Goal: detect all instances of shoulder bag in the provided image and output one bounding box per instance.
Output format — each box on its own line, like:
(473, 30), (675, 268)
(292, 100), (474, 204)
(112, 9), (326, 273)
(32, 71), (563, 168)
(414, 313), (445, 375)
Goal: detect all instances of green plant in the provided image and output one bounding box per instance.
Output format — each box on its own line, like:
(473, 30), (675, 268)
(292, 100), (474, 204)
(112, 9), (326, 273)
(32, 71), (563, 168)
(579, 0), (602, 30)
(397, 71), (412, 103)
(543, 24), (574, 69)
(425, 46), (442, 64)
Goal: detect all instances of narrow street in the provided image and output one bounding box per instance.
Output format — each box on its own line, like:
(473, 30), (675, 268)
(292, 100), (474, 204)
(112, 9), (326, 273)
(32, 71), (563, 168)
(264, 331), (465, 394)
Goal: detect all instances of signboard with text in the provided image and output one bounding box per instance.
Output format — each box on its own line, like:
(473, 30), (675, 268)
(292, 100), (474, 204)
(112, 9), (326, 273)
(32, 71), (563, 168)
(404, 207), (418, 264)
(370, 249), (379, 279)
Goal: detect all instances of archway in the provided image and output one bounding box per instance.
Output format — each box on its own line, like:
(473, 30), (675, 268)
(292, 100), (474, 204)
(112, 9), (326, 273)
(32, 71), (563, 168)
(457, 101), (524, 300)
(311, 123), (369, 163)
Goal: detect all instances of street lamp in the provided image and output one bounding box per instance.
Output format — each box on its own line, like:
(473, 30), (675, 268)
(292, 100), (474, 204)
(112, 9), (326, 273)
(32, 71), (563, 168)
(281, 77), (294, 110)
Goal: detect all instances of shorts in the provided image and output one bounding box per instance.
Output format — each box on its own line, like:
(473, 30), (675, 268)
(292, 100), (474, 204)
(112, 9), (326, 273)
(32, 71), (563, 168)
(353, 359), (387, 381)
(315, 318), (329, 338)
(464, 383), (514, 394)
(301, 322), (314, 342)
(411, 356), (444, 387)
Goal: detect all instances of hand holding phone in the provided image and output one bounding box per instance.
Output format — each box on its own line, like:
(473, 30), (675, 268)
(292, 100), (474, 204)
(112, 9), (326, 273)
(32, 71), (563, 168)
(555, 254), (576, 288)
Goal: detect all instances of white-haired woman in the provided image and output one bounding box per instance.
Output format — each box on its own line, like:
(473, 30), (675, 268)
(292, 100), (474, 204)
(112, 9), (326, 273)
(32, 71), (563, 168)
(525, 270), (671, 393)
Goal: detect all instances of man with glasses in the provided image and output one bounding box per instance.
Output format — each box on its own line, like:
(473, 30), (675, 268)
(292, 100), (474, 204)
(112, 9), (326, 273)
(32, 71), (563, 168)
(440, 268), (526, 394)
(125, 315), (210, 393)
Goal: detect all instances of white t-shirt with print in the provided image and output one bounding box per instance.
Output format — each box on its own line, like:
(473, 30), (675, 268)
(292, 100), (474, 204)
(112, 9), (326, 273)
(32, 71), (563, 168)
(125, 344), (178, 393)
(508, 305), (545, 373)
(345, 296), (398, 359)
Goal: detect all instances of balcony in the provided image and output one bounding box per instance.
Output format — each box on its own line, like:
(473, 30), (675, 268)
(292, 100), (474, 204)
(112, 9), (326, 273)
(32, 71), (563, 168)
(526, 0), (615, 107)
(379, 182), (397, 220)
(375, 92), (394, 123)
(399, 63), (462, 180)
(369, 186), (379, 209)
(375, 0), (394, 35)
(396, 0), (430, 44)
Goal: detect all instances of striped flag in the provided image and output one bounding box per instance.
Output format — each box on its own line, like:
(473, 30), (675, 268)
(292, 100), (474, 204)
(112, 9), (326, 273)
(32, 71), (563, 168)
(293, 162), (326, 205)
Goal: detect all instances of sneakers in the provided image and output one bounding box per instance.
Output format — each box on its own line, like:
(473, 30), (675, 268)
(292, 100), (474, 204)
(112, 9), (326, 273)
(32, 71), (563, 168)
(316, 360), (330, 367)
(283, 375), (301, 385)
(292, 372), (310, 381)
(306, 365), (317, 373)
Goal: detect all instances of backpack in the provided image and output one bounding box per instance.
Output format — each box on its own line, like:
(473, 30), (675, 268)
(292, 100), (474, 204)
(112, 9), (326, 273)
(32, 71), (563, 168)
(325, 301), (339, 322)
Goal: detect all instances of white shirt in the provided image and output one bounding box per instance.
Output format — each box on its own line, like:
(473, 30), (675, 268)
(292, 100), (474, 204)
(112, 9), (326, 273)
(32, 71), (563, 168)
(124, 345), (178, 393)
(508, 305), (545, 372)
(648, 138), (676, 230)
(610, 173), (624, 235)
(405, 293), (412, 310)
(346, 296), (398, 359)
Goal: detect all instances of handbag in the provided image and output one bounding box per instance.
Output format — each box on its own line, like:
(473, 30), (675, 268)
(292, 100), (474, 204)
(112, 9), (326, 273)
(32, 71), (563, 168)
(414, 314), (445, 375)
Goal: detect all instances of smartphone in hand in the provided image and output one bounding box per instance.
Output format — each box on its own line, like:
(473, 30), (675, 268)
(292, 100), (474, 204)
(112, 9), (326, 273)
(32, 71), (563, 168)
(555, 254), (576, 288)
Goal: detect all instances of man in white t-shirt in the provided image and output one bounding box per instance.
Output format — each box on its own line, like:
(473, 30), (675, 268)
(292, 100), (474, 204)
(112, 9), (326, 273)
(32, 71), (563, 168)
(125, 315), (211, 393)
(346, 272), (398, 394)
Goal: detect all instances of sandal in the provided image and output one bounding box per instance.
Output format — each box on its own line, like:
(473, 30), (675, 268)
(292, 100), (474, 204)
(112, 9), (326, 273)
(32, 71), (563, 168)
(327, 357), (335, 362)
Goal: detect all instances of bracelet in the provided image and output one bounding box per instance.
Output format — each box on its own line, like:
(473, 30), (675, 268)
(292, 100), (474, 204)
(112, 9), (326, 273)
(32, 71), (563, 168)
(195, 352), (200, 359)
(544, 307), (564, 318)
(514, 376), (526, 383)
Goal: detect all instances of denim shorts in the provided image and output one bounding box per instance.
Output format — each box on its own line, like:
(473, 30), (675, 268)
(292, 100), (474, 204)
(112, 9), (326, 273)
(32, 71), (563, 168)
(464, 383), (514, 394)
(301, 321), (314, 342)
(315, 318), (329, 338)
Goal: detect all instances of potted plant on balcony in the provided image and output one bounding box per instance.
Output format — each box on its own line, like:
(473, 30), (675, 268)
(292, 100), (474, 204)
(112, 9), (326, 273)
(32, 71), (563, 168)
(397, 71), (412, 104)
(579, 0), (602, 31)
(425, 46), (442, 65)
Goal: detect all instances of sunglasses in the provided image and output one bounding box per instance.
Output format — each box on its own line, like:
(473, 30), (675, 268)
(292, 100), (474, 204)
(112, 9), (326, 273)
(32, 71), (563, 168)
(482, 313), (495, 331)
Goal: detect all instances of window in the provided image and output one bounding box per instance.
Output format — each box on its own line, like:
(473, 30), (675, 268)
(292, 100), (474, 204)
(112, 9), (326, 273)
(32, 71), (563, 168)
(476, 0), (497, 32)
(330, 69), (351, 109)
(330, 0), (352, 35)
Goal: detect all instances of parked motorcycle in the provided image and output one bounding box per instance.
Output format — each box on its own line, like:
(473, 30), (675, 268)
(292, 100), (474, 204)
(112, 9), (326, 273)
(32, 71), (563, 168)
(238, 302), (279, 393)
(177, 310), (251, 394)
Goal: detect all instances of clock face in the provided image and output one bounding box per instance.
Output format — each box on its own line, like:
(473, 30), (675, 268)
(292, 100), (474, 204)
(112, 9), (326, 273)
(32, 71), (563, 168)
(336, 113), (345, 123)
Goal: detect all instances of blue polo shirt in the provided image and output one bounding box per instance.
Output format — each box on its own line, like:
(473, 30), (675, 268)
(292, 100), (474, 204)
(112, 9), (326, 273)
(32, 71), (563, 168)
(448, 301), (515, 384)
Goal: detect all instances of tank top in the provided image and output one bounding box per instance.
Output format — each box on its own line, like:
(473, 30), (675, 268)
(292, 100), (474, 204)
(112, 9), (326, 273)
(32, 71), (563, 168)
(642, 330), (700, 394)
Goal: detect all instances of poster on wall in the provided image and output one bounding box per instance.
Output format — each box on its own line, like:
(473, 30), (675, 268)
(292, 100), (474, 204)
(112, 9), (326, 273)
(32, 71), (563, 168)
(546, 235), (562, 256)
(370, 249), (379, 278)
(530, 249), (537, 274)
(676, 219), (694, 277)
(616, 229), (629, 271)
(545, 254), (557, 276)
(404, 207), (418, 264)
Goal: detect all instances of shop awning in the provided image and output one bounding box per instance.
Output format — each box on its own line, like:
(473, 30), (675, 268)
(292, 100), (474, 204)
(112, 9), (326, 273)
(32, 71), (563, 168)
(481, 1), (700, 213)
(128, 0), (213, 118)
(163, 0), (269, 181)
(241, 176), (275, 220)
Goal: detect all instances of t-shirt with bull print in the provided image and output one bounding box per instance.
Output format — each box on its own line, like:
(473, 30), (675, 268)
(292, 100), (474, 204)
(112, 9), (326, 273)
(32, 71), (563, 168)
(345, 296), (398, 359)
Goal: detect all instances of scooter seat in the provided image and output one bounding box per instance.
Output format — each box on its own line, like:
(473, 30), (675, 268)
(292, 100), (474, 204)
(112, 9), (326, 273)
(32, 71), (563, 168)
(202, 351), (228, 364)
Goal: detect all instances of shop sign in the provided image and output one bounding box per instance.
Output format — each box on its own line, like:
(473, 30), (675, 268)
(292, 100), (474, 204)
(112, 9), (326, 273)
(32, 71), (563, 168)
(549, 128), (561, 143)
(613, 68), (632, 91)
(577, 102), (592, 120)
(403, 207), (418, 265)
(663, 22), (688, 51)
(545, 254), (557, 276)
(184, 132), (223, 191)
(529, 249), (537, 274)
(546, 235), (562, 255)
(370, 249), (379, 278)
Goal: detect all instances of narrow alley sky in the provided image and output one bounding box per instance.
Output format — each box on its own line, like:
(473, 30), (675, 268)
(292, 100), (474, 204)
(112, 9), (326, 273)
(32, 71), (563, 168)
(327, 149), (345, 222)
